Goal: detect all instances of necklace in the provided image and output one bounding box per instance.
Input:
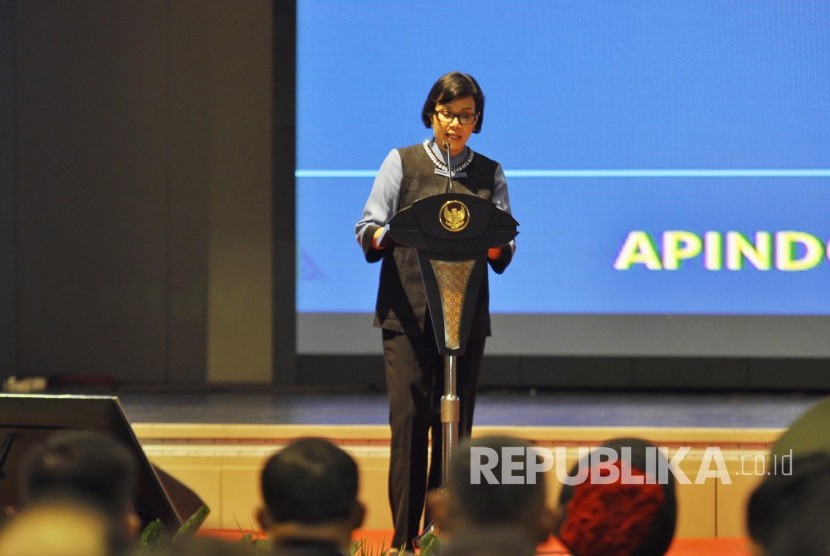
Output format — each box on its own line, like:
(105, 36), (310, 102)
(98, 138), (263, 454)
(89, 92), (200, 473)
(422, 140), (475, 174)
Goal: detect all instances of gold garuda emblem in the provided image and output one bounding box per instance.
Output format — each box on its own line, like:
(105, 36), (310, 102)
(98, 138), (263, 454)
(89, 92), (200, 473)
(439, 200), (470, 232)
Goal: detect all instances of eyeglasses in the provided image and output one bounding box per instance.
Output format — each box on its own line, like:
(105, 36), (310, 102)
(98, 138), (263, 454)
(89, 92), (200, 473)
(434, 109), (477, 126)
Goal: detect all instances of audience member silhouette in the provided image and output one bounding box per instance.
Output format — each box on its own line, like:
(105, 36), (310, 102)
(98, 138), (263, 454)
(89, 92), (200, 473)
(0, 497), (127, 556)
(20, 429), (141, 544)
(430, 435), (557, 556)
(769, 396), (830, 461)
(554, 437), (677, 556)
(257, 437), (365, 555)
(146, 535), (261, 556)
(748, 452), (830, 556)
(747, 397), (830, 556)
(440, 528), (538, 556)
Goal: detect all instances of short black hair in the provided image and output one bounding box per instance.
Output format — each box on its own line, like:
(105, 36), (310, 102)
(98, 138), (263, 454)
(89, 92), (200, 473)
(21, 430), (137, 517)
(441, 527), (537, 556)
(260, 438), (358, 524)
(748, 452), (830, 553)
(448, 436), (546, 527)
(421, 72), (485, 133)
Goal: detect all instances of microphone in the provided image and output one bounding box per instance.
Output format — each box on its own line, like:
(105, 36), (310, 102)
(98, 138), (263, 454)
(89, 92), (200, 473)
(444, 141), (453, 194)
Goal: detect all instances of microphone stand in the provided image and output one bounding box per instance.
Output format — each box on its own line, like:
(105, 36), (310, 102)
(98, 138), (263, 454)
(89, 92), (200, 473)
(440, 142), (459, 487)
(444, 142), (453, 194)
(415, 142), (461, 550)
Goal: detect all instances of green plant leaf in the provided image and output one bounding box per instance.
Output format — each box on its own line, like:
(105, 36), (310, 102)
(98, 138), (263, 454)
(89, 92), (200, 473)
(417, 530), (442, 556)
(348, 538), (390, 556)
(172, 504), (211, 542)
(137, 518), (168, 549)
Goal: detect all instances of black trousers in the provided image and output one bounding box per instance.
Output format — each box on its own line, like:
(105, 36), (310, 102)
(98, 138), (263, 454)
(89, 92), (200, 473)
(382, 320), (485, 550)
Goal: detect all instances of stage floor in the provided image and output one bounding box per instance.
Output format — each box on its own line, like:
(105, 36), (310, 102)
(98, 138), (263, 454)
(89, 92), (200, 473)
(115, 388), (824, 429)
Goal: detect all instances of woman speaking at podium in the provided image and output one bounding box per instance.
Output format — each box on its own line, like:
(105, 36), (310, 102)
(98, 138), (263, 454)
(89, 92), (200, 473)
(355, 71), (515, 552)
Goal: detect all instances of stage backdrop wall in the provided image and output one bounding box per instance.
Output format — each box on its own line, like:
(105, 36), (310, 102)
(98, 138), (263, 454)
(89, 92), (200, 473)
(3, 0), (273, 384)
(0, 0), (15, 375)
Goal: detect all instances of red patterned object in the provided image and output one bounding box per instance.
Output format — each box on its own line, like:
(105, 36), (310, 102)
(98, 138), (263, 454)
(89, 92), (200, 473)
(558, 462), (664, 556)
(555, 438), (678, 556)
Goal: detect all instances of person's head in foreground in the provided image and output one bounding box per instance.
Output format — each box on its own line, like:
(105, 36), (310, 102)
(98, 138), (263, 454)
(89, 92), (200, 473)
(20, 429), (141, 542)
(258, 437), (365, 553)
(430, 435), (557, 553)
(440, 527), (538, 556)
(747, 452), (830, 556)
(148, 536), (260, 556)
(747, 398), (830, 556)
(747, 397), (830, 556)
(769, 396), (830, 462)
(554, 437), (677, 556)
(0, 497), (128, 556)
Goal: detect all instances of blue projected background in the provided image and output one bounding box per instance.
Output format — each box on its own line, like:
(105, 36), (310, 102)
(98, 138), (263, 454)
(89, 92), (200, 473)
(296, 1), (830, 355)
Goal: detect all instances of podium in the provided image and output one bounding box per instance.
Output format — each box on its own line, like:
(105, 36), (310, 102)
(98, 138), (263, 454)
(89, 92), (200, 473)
(0, 394), (196, 533)
(387, 193), (518, 485)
